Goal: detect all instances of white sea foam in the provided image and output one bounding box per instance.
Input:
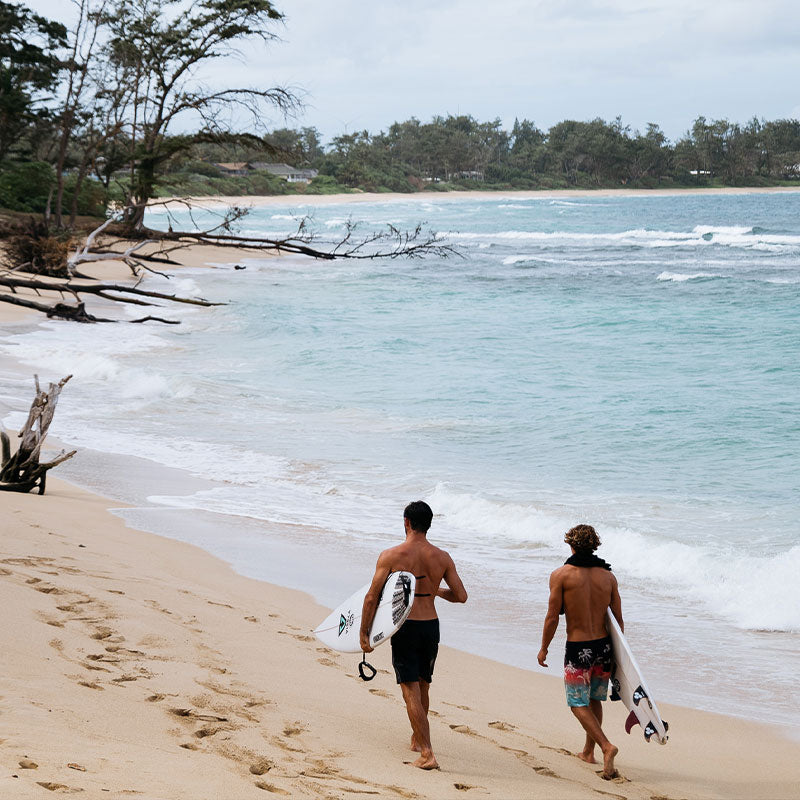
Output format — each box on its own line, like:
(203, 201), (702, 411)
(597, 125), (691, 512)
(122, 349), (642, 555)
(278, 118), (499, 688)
(450, 225), (800, 252)
(656, 271), (718, 282)
(427, 484), (800, 633)
(502, 255), (537, 265)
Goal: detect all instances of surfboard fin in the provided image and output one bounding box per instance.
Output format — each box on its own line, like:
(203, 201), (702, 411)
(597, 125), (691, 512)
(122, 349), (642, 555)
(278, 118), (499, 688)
(624, 710), (640, 734)
(632, 684), (648, 706)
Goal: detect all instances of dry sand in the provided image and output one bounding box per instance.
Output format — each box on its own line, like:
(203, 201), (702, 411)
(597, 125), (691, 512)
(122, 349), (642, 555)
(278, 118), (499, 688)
(0, 242), (263, 325)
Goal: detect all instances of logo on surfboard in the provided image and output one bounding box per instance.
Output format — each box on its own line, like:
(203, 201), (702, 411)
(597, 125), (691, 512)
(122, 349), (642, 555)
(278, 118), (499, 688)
(338, 611), (355, 637)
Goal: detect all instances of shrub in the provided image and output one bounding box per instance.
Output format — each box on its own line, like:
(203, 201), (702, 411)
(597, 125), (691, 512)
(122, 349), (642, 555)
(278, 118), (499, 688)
(0, 162), (56, 213)
(0, 217), (73, 276)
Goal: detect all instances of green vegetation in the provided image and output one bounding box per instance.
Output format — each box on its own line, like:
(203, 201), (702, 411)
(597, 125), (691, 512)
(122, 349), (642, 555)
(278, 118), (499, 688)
(1, 0), (799, 227)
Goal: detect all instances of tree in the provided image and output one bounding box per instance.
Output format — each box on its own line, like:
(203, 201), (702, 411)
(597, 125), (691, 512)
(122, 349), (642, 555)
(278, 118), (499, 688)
(51, 0), (118, 228)
(98, 0), (297, 229)
(509, 118), (547, 178)
(0, 1), (66, 162)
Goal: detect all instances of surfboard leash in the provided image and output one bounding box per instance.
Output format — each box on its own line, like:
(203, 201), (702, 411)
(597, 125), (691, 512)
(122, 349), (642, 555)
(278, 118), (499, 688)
(358, 652), (376, 681)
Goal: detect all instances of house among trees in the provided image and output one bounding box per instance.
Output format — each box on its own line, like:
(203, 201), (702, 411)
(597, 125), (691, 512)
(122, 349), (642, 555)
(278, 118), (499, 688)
(214, 162), (250, 176)
(250, 162), (319, 183)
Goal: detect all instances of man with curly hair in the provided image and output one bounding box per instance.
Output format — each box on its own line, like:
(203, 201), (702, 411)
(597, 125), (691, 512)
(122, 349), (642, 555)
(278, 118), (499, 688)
(538, 524), (622, 779)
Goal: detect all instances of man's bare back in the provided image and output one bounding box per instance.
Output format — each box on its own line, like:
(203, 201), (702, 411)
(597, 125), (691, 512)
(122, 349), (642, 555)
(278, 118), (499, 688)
(359, 502), (467, 771)
(550, 564), (621, 641)
(366, 537), (465, 622)
(538, 524), (622, 780)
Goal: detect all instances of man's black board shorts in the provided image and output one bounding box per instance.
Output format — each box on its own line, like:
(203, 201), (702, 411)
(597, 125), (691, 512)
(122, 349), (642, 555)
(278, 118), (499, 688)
(391, 618), (440, 684)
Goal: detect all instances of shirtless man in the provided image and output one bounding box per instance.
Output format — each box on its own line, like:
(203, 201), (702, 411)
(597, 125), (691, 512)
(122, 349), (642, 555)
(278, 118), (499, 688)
(538, 524), (622, 779)
(360, 501), (468, 770)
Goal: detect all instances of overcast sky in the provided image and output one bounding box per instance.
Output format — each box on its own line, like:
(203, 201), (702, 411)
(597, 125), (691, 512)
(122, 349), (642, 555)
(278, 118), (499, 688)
(24, 0), (800, 143)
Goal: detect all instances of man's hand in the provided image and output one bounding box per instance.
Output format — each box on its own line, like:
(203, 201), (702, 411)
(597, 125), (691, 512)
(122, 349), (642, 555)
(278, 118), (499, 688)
(537, 647), (548, 668)
(359, 631), (374, 653)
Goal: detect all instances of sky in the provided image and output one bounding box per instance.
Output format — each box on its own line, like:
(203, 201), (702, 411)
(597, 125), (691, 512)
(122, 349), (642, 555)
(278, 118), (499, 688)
(23, 0), (800, 144)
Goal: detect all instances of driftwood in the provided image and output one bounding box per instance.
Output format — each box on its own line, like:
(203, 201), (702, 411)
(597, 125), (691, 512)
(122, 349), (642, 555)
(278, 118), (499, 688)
(0, 201), (458, 323)
(141, 200), (459, 261)
(0, 375), (76, 495)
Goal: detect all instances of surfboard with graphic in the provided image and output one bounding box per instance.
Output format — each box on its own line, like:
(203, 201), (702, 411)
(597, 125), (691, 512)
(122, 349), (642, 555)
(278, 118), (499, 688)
(606, 609), (669, 744)
(314, 572), (416, 653)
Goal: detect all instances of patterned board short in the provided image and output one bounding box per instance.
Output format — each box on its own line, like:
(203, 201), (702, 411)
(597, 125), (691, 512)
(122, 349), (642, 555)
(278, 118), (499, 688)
(564, 636), (613, 708)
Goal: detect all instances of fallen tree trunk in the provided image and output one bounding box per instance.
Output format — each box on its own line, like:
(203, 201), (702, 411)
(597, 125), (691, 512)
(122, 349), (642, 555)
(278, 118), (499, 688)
(0, 375), (76, 495)
(0, 202), (459, 323)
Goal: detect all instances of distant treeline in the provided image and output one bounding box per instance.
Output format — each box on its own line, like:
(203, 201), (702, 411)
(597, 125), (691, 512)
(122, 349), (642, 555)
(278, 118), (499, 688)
(2, 0), (800, 225)
(186, 115), (800, 195)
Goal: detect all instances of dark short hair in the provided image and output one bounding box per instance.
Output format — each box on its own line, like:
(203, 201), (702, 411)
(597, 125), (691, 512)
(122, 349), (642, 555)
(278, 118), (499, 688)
(404, 501), (433, 533)
(564, 524), (601, 552)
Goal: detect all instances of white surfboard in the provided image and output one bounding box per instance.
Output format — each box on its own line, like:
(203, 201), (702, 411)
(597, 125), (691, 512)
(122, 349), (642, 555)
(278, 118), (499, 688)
(314, 572), (416, 653)
(606, 609), (669, 744)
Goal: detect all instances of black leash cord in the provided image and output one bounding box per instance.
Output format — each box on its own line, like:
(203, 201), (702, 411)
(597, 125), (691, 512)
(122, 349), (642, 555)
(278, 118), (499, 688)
(358, 652), (376, 681)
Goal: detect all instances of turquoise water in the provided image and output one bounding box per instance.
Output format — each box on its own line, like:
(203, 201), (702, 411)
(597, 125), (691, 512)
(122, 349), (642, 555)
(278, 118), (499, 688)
(2, 191), (799, 726)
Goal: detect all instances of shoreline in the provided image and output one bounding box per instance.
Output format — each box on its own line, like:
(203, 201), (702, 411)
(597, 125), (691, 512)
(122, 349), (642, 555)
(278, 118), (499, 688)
(154, 184), (800, 209)
(2, 474), (799, 799)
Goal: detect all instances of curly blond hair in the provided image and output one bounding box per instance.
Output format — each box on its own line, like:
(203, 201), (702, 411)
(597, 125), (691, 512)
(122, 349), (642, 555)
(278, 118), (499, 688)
(564, 524), (601, 553)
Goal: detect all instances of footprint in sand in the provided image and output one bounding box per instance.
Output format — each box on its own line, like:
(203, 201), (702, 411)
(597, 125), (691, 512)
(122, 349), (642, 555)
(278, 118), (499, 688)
(368, 688), (393, 699)
(443, 701), (472, 711)
(249, 758), (275, 776)
(282, 723), (306, 737)
(597, 770), (629, 784)
(317, 657), (338, 667)
(36, 782), (82, 793)
(449, 724), (477, 736)
(194, 725), (223, 739)
(34, 585), (63, 595)
(488, 720), (516, 731)
(77, 681), (104, 691)
(254, 782), (289, 794)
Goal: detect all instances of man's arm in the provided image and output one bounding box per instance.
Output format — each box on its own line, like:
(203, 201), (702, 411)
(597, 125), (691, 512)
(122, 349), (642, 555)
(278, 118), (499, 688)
(359, 551), (392, 653)
(436, 554), (468, 604)
(537, 570), (563, 667)
(609, 573), (623, 633)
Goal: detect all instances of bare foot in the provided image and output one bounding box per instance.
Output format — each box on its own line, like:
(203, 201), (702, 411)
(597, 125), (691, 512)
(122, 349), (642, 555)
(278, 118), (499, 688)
(577, 750), (597, 764)
(601, 743), (618, 779)
(410, 735), (421, 752)
(411, 753), (440, 770)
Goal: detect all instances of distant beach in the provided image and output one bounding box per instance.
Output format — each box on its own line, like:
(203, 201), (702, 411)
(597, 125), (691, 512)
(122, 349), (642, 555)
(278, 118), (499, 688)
(158, 184), (800, 209)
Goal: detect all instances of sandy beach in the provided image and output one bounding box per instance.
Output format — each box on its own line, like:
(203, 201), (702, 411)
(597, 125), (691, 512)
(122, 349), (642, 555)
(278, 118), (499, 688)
(2, 216), (800, 799)
(1, 475), (799, 800)
(158, 185), (800, 210)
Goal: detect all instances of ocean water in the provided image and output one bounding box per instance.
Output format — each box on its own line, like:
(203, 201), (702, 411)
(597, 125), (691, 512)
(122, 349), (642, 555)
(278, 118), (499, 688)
(2, 191), (799, 728)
